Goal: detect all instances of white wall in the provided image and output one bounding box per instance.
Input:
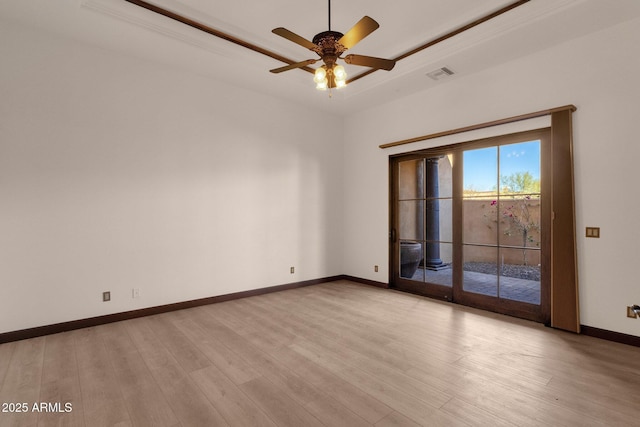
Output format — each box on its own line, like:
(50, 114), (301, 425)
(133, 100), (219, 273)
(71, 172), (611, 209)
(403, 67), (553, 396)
(0, 22), (344, 333)
(343, 17), (640, 337)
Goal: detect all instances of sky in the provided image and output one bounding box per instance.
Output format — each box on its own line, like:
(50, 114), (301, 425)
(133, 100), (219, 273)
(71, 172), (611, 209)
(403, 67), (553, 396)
(463, 140), (540, 192)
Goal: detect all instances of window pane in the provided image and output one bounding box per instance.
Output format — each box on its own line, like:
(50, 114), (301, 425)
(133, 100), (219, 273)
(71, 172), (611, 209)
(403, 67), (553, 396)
(426, 156), (453, 199)
(464, 147), (498, 193)
(399, 159), (424, 200)
(400, 241), (424, 280)
(463, 196), (497, 245)
(498, 248), (540, 305)
(499, 140), (541, 196)
(398, 200), (424, 241)
(498, 195), (541, 248)
(424, 243), (453, 287)
(463, 245), (498, 297)
(430, 198), (453, 242)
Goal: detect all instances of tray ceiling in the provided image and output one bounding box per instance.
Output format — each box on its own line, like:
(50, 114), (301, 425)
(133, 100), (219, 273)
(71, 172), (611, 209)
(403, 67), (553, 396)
(2, 0), (640, 114)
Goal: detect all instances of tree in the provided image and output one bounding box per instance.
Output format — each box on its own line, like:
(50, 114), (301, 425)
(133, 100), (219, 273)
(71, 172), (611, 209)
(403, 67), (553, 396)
(500, 171), (540, 194)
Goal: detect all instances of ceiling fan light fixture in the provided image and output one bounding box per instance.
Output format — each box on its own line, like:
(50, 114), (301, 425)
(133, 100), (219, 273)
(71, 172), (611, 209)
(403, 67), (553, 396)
(333, 64), (346, 80)
(314, 66), (327, 83)
(314, 66), (329, 90)
(314, 65), (346, 91)
(332, 64), (347, 90)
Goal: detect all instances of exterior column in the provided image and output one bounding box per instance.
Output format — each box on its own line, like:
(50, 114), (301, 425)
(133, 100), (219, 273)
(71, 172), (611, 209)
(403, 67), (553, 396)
(425, 157), (443, 269)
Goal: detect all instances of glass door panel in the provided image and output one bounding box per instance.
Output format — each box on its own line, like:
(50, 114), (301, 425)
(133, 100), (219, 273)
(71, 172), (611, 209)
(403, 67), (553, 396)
(393, 155), (453, 299)
(461, 138), (543, 309)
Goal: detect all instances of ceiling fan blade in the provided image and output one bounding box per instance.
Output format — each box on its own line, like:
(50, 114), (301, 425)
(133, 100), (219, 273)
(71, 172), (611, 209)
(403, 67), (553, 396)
(338, 16), (379, 49)
(272, 27), (317, 51)
(270, 59), (317, 74)
(344, 54), (395, 71)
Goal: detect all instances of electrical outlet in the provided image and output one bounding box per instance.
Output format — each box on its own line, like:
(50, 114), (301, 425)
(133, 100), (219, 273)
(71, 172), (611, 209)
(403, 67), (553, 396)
(132, 288), (140, 299)
(374, 265), (379, 272)
(627, 306), (638, 319)
(290, 267), (295, 274)
(103, 291), (111, 302)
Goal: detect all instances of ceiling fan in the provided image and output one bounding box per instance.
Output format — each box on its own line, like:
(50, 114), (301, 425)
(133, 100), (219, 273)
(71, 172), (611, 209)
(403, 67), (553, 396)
(269, 0), (396, 90)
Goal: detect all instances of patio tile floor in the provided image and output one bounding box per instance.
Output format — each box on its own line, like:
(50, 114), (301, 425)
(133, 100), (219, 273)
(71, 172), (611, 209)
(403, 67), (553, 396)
(406, 267), (541, 305)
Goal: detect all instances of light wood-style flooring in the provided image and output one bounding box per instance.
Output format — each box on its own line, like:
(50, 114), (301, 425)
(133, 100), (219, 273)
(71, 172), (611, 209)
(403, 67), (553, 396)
(1, 280), (639, 426)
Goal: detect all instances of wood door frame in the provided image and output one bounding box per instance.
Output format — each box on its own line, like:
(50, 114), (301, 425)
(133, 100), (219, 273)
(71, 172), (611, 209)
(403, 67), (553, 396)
(390, 128), (552, 324)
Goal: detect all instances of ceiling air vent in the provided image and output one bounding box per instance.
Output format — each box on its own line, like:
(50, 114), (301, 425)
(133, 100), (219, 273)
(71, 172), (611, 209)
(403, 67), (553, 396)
(426, 67), (455, 81)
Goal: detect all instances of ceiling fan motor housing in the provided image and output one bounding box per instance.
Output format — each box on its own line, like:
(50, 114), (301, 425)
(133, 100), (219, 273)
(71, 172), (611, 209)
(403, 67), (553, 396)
(312, 30), (345, 68)
(312, 30), (344, 45)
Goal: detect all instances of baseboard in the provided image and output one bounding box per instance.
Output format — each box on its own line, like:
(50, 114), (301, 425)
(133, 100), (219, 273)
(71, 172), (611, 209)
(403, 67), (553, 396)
(580, 325), (640, 347)
(341, 275), (389, 289)
(0, 275), (344, 344)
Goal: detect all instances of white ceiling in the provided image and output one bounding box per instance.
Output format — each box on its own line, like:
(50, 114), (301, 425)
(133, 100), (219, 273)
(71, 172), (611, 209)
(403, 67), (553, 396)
(2, 0), (640, 115)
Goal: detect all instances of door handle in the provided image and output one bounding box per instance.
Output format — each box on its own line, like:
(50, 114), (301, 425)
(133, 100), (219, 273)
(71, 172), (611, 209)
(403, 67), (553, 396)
(389, 228), (397, 242)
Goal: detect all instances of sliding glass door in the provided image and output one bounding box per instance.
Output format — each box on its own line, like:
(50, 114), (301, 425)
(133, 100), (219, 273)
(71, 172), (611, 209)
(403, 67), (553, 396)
(390, 129), (550, 323)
